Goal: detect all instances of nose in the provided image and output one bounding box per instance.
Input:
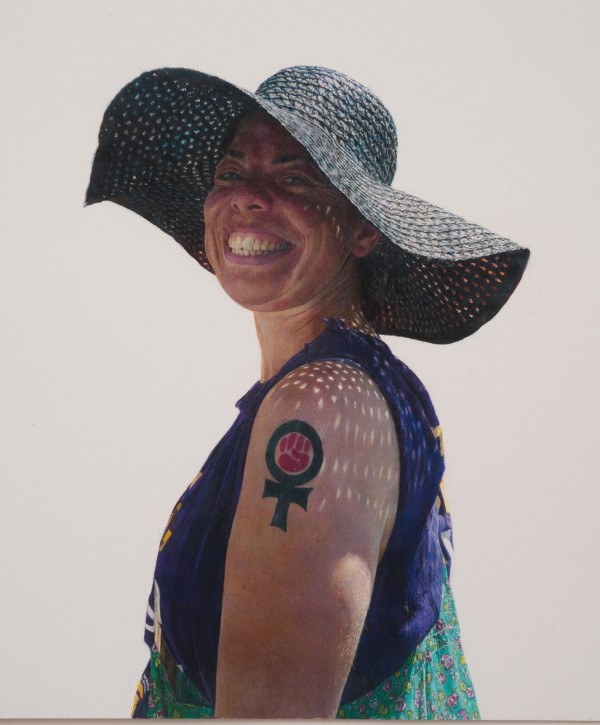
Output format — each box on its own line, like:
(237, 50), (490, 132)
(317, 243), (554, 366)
(230, 181), (272, 214)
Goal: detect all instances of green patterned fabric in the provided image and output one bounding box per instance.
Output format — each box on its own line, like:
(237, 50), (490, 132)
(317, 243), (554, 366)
(134, 645), (214, 718)
(337, 575), (480, 719)
(132, 573), (479, 720)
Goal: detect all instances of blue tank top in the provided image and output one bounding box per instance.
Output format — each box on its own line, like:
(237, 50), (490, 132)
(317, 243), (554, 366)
(144, 319), (450, 705)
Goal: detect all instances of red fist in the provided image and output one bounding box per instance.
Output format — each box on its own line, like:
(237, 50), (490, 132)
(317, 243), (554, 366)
(277, 432), (313, 474)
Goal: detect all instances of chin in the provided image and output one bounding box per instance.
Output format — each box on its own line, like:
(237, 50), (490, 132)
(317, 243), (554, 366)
(219, 279), (280, 311)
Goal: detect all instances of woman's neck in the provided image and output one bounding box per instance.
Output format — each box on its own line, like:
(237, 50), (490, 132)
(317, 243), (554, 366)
(253, 283), (375, 382)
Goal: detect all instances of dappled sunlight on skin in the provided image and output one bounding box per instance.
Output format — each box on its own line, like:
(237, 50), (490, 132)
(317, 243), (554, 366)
(205, 112), (381, 384)
(213, 119), (396, 715)
(337, 302), (378, 338)
(218, 349), (402, 718)
(267, 360), (399, 530)
(204, 112), (379, 319)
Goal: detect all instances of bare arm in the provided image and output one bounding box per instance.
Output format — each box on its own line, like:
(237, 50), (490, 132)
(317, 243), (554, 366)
(215, 361), (399, 718)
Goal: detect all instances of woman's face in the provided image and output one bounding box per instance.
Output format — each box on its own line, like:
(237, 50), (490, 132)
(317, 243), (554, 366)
(203, 111), (371, 314)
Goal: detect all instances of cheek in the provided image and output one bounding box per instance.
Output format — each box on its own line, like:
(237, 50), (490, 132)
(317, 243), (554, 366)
(203, 187), (231, 228)
(203, 188), (225, 223)
(315, 205), (353, 248)
(293, 194), (351, 244)
(203, 195), (224, 265)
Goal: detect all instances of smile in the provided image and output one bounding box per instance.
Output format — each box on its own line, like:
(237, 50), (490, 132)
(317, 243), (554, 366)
(227, 232), (292, 257)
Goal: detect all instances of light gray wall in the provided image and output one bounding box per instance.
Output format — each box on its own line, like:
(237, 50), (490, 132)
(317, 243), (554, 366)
(1, 0), (598, 719)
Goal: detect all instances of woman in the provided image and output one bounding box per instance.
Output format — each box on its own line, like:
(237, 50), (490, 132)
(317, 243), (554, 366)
(87, 66), (529, 719)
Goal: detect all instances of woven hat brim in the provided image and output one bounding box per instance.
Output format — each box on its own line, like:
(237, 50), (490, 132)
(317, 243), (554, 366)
(85, 68), (529, 342)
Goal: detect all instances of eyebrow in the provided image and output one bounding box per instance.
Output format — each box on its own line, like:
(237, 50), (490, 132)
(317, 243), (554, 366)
(225, 149), (312, 166)
(273, 154), (308, 165)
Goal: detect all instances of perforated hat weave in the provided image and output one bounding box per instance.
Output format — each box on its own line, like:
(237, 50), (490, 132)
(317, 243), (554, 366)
(86, 66), (529, 342)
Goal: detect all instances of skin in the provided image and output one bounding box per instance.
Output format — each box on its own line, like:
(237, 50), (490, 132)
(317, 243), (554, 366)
(205, 112), (400, 718)
(204, 111), (381, 381)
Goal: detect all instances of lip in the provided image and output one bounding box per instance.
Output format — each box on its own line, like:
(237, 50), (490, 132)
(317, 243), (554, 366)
(223, 227), (295, 266)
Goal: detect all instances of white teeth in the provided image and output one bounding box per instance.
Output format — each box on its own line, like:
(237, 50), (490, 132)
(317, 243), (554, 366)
(227, 233), (290, 256)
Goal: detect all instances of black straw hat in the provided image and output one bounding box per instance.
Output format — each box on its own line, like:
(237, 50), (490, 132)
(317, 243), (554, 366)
(86, 66), (529, 342)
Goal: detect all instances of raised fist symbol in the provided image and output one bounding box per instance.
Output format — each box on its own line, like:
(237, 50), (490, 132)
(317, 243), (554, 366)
(276, 432), (313, 474)
(264, 421), (323, 529)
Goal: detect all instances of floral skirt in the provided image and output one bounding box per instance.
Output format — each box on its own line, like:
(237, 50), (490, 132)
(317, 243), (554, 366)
(132, 575), (480, 720)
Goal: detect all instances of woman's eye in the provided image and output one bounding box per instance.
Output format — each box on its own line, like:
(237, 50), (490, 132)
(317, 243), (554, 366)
(216, 171), (243, 181)
(282, 175), (313, 188)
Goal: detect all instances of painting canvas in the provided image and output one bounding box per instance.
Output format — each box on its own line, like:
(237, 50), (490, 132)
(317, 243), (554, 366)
(1, 0), (598, 719)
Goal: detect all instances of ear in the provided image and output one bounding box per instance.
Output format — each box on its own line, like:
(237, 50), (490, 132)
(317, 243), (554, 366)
(349, 220), (381, 259)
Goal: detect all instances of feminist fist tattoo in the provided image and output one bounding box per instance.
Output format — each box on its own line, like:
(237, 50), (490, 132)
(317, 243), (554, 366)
(263, 420), (323, 531)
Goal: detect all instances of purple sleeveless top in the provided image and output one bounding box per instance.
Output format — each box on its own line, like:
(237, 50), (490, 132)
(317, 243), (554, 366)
(143, 319), (450, 705)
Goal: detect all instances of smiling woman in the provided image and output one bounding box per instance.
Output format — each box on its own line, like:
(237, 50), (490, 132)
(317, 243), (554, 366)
(203, 111), (380, 378)
(86, 65), (529, 719)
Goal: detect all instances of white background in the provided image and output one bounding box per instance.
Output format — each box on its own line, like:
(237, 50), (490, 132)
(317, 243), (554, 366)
(1, 0), (598, 720)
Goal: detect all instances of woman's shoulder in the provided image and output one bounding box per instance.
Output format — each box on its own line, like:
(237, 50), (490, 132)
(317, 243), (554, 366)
(255, 358), (400, 539)
(262, 355), (394, 444)
(292, 319), (439, 427)
(266, 357), (386, 408)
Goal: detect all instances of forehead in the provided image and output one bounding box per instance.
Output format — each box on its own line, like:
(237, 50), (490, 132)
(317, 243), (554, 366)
(227, 111), (309, 160)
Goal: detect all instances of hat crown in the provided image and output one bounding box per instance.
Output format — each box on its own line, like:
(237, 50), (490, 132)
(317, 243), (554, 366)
(256, 66), (397, 186)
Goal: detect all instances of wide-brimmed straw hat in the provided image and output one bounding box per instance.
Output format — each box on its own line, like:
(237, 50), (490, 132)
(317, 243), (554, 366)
(86, 65), (529, 342)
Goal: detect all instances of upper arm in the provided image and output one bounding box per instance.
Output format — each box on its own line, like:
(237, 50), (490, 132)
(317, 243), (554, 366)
(216, 360), (400, 718)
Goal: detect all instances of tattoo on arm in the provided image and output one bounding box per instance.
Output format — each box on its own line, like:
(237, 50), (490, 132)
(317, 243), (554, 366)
(262, 420), (323, 532)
